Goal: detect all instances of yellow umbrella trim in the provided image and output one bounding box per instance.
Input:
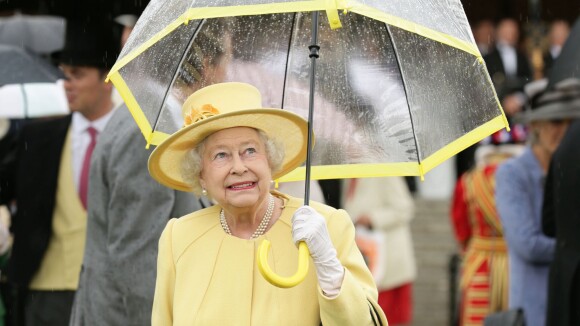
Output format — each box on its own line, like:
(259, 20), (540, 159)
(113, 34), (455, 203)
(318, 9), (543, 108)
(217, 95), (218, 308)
(276, 114), (509, 182)
(108, 72), (169, 148)
(109, 0), (483, 76)
(347, 2), (481, 57)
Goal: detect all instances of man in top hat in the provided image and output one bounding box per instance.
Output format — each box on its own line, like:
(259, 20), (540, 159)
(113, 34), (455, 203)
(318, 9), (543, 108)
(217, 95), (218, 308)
(0, 17), (118, 326)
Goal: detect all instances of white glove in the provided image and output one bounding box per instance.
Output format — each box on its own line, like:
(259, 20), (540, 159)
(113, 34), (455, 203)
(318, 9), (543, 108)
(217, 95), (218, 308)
(292, 205), (344, 297)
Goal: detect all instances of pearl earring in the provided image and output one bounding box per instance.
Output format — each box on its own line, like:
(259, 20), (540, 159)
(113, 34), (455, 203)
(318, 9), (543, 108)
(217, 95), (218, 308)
(202, 188), (207, 196)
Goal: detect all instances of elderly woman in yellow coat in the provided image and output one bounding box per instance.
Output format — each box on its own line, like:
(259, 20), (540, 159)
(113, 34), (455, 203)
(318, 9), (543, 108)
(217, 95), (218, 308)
(148, 82), (387, 325)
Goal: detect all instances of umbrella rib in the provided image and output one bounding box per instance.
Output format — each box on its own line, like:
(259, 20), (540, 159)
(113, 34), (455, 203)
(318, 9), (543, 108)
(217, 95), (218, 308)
(20, 85), (29, 118)
(384, 23), (423, 174)
(153, 20), (205, 132)
(19, 48), (46, 81)
(280, 12), (298, 110)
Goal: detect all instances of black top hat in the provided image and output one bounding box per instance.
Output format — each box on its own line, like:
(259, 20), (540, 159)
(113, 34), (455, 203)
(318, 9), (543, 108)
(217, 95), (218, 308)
(57, 17), (121, 69)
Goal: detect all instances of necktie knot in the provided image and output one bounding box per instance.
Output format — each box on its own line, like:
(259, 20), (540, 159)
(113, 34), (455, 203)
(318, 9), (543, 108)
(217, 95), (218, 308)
(87, 126), (98, 140)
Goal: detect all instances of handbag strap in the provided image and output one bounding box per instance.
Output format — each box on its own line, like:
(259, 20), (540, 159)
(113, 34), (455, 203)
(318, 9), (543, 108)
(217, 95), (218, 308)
(368, 299), (383, 326)
(319, 299), (383, 326)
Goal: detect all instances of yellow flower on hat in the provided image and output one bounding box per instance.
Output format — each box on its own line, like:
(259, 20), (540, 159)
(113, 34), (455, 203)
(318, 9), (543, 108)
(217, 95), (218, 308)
(184, 104), (220, 126)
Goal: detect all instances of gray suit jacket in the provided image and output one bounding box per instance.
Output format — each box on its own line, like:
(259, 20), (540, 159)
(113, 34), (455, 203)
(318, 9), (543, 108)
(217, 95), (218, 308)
(70, 107), (202, 326)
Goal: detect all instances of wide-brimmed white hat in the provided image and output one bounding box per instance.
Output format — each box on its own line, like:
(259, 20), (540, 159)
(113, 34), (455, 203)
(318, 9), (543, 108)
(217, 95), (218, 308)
(148, 82), (309, 192)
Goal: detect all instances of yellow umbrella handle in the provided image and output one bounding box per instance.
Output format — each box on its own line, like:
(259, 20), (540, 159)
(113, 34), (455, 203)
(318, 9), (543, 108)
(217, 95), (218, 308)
(257, 240), (309, 288)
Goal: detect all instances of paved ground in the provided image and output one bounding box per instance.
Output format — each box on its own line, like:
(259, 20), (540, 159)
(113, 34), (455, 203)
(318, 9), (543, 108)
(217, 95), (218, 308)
(410, 198), (459, 326)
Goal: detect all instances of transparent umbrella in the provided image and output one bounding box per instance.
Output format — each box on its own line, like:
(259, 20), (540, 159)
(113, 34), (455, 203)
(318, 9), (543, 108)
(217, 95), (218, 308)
(106, 0), (510, 287)
(0, 44), (67, 118)
(0, 82), (68, 118)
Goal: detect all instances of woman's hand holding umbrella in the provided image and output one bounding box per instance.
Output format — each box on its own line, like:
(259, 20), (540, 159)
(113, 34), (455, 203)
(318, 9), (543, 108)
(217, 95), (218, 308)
(292, 206), (345, 297)
(257, 205), (345, 292)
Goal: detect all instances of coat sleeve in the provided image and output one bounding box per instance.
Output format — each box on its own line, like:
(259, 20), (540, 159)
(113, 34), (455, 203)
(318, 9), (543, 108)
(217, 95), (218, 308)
(93, 108), (199, 324)
(318, 208), (388, 326)
(366, 177), (415, 231)
(496, 162), (555, 264)
(450, 175), (472, 251)
(103, 114), (177, 321)
(152, 218), (177, 326)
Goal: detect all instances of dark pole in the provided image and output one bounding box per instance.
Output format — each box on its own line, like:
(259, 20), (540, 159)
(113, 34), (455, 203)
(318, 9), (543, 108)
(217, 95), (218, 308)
(529, 0), (542, 21)
(528, 0), (545, 79)
(304, 11), (320, 206)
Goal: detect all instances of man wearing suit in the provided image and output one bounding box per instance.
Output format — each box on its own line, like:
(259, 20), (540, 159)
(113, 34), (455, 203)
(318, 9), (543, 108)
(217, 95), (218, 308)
(0, 18), (118, 325)
(68, 15), (205, 325)
(484, 18), (532, 144)
(485, 18), (533, 100)
(542, 20), (570, 78)
(542, 82), (580, 326)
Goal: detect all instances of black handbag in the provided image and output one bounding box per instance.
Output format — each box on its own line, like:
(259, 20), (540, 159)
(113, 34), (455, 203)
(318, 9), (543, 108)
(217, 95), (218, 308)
(483, 308), (525, 326)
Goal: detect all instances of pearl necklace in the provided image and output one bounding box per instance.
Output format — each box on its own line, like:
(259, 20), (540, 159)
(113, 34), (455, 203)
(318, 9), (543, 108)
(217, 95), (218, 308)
(220, 194), (275, 239)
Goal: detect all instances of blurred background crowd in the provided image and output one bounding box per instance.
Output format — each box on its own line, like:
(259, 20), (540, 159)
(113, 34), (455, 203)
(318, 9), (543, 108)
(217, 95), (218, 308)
(0, 0), (579, 326)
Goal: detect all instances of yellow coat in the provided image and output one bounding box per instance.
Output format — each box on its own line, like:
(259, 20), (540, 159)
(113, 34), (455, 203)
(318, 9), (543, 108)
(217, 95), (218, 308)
(152, 193), (387, 325)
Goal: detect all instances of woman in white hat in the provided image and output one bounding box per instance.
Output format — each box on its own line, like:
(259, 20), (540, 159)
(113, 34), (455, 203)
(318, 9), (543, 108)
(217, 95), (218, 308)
(495, 78), (580, 326)
(149, 82), (386, 325)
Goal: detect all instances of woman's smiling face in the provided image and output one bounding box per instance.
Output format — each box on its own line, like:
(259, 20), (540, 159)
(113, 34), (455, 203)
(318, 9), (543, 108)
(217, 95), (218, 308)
(199, 127), (272, 211)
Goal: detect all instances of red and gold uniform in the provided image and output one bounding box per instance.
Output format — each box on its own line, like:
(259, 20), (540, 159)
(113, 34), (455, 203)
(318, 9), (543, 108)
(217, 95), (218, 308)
(451, 164), (509, 326)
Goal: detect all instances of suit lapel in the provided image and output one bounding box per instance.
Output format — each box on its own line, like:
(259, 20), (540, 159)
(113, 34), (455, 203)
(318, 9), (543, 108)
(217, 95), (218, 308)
(18, 115), (72, 204)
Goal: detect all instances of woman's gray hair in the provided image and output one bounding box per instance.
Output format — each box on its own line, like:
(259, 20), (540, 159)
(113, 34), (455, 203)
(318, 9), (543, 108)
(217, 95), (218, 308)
(527, 128), (540, 146)
(181, 129), (285, 195)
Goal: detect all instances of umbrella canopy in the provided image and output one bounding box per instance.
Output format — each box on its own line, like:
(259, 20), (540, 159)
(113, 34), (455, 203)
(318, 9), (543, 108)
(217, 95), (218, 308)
(0, 44), (67, 118)
(0, 82), (68, 118)
(108, 0), (508, 182)
(548, 17), (580, 88)
(106, 0), (510, 289)
(0, 14), (66, 54)
(0, 44), (63, 85)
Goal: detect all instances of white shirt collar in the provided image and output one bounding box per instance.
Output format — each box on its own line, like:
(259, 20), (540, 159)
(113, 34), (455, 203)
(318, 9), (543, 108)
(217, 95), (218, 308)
(71, 109), (115, 135)
(496, 42), (515, 53)
(550, 45), (562, 59)
(496, 42), (517, 77)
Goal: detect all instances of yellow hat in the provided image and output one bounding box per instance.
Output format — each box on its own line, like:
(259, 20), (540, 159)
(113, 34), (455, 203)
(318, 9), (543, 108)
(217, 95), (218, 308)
(148, 82), (309, 192)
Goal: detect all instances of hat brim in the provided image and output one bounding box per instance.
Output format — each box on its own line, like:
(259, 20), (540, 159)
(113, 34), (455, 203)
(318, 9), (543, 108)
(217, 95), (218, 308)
(148, 108), (309, 192)
(514, 98), (580, 123)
